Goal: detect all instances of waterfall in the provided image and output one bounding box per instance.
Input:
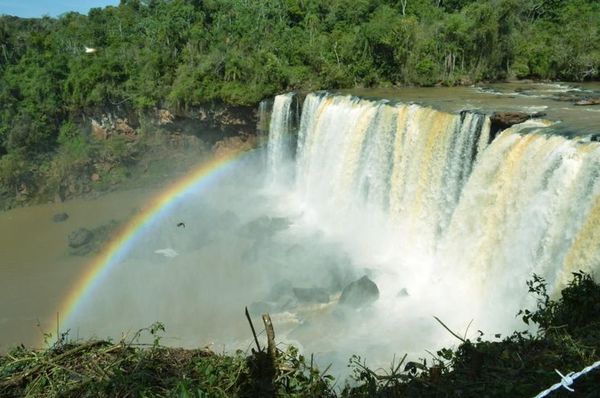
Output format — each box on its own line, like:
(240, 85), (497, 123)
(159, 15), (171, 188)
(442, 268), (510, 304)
(266, 92), (295, 183)
(441, 122), (600, 292)
(266, 91), (600, 295)
(292, 93), (490, 253)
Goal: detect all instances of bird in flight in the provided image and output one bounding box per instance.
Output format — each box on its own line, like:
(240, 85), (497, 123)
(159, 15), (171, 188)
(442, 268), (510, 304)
(177, 222), (186, 228)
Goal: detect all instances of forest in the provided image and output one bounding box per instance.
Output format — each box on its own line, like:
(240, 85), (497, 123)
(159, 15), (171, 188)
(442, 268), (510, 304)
(0, 0), (599, 202)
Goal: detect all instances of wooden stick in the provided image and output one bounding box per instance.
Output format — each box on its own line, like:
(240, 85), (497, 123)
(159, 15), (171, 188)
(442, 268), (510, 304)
(245, 307), (261, 352)
(262, 313), (276, 359)
(433, 316), (466, 343)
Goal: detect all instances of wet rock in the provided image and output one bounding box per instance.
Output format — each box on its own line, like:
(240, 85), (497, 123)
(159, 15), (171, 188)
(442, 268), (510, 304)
(591, 134), (600, 142)
(293, 287), (330, 304)
(574, 98), (600, 106)
(489, 111), (547, 143)
(68, 228), (93, 248)
(490, 111), (546, 130)
(339, 276), (379, 308)
(52, 212), (69, 223)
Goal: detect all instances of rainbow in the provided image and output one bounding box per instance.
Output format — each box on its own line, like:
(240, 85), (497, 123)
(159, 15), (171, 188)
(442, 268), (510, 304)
(50, 149), (252, 343)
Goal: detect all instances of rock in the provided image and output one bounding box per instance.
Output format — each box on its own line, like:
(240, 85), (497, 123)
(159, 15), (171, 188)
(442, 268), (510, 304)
(68, 228), (94, 248)
(157, 109), (175, 125)
(339, 276), (379, 308)
(490, 111), (546, 130)
(115, 118), (136, 139)
(91, 119), (108, 140)
(212, 135), (258, 157)
(397, 287), (409, 297)
(293, 287), (330, 304)
(52, 212), (69, 223)
(591, 134), (600, 142)
(574, 98), (600, 106)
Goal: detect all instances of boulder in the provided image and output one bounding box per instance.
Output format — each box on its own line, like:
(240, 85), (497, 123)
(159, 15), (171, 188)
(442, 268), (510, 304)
(339, 276), (379, 308)
(52, 212), (69, 223)
(293, 287), (330, 304)
(490, 111), (546, 130)
(68, 228), (93, 248)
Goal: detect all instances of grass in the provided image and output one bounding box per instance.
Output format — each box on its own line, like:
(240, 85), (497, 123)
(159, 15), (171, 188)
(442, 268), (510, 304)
(2, 273), (600, 397)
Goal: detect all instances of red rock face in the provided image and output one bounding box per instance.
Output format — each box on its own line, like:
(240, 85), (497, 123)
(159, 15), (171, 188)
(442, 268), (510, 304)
(212, 135), (258, 158)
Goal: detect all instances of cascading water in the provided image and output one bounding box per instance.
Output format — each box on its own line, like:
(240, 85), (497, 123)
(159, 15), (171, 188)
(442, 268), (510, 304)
(266, 91), (600, 359)
(267, 93), (295, 184)
(292, 93), (491, 254)
(442, 122), (600, 294)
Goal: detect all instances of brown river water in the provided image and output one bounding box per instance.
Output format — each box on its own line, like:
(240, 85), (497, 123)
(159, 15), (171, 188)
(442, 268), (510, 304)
(1, 81), (599, 355)
(0, 187), (163, 350)
(345, 81), (600, 134)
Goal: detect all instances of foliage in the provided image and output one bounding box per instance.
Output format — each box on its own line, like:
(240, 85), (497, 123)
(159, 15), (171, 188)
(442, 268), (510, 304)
(0, 323), (334, 398)
(1, 272), (600, 397)
(0, 0), (598, 204)
(342, 271), (600, 397)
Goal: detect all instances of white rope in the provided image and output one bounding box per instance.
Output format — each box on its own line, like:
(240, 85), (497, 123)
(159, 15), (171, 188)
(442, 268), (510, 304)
(534, 360), (600, 397)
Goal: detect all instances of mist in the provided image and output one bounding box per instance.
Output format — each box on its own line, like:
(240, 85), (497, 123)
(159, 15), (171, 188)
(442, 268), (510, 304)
(64, 148), (524, 379)
(67, 91), (600, 378)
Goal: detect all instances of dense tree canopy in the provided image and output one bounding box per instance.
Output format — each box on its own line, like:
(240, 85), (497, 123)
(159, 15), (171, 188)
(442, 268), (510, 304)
(0, 0), (598, 198)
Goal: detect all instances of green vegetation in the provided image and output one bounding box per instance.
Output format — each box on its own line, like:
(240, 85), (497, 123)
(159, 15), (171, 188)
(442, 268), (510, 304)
(1, 272), (599, 397)
(1, 0), (599, 207)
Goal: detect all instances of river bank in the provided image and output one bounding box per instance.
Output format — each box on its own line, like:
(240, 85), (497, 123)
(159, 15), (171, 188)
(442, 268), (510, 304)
(0, 103), (258, 211)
